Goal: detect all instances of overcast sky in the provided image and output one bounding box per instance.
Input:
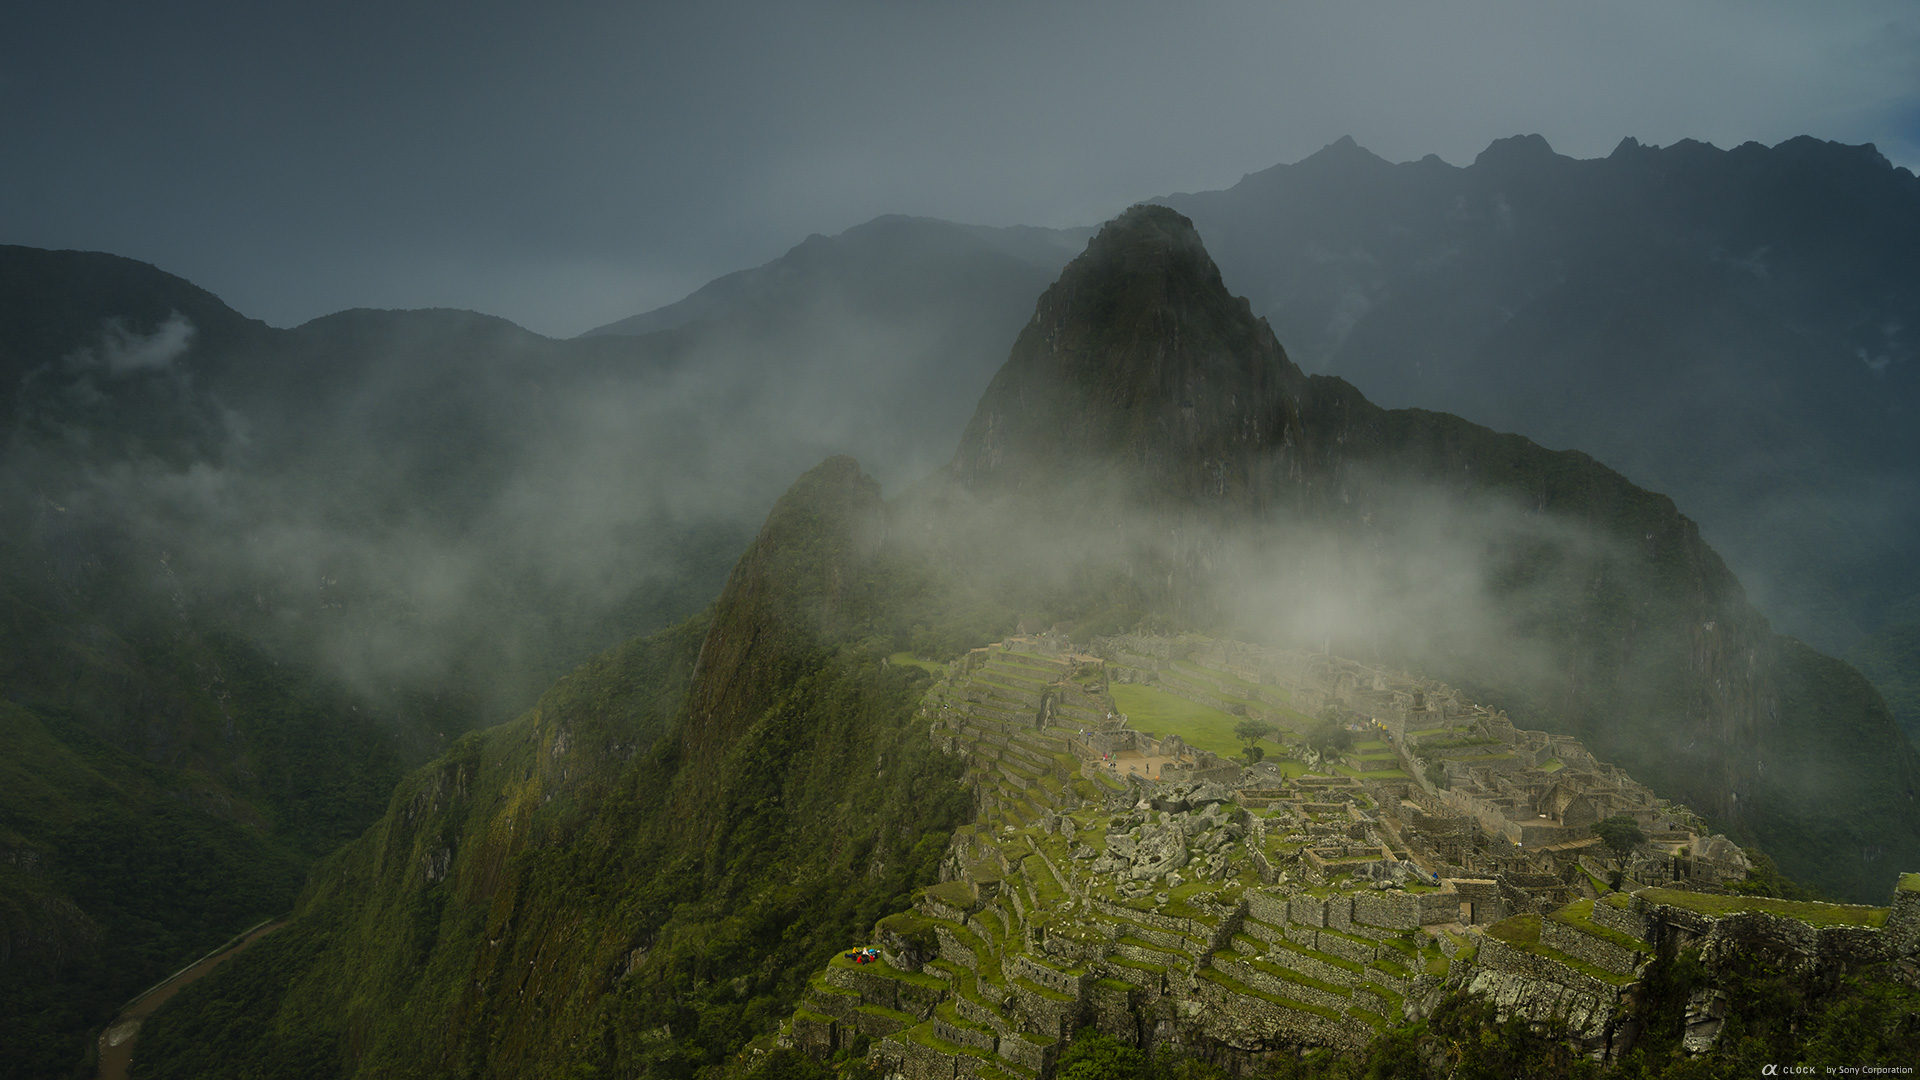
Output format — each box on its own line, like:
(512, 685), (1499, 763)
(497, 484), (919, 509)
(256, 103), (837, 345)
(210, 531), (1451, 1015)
(5, 0), (1916, 337)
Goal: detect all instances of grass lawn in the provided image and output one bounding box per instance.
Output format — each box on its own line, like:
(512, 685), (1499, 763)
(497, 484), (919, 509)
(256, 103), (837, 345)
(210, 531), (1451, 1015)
(888, 652), (948, 676)
(1111, 683), (1279, 760)
(1636, 888), (1889, 928)
(1171, 659), (1262, 694)
(1333, 761), (1411, 781)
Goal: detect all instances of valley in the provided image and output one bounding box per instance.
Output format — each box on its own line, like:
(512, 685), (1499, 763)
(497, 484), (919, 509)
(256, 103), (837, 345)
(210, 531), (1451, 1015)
(2, 155), (1916, 1077)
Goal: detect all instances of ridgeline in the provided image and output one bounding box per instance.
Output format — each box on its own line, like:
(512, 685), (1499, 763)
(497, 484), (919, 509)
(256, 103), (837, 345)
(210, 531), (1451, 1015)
(128, 207), (1920, 1078)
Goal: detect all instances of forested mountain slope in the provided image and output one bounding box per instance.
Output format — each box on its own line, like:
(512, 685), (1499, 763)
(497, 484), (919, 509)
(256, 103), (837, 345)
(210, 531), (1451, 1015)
(1155, 135), (1920, 673)
(135, 207), (1918, 1080)
(917, 205), (1919, 901)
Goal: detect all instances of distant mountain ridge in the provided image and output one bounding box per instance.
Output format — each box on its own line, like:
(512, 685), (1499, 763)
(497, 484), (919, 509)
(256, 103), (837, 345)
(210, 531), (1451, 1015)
(921, 205), (1919, 901)
(581, 215), (1089, 339)
(0, 222), (1065, 1073)
(7, 130), (1920, 1074)
(1153, 133), (1920, 671)
(126, 205), (1918, 1080)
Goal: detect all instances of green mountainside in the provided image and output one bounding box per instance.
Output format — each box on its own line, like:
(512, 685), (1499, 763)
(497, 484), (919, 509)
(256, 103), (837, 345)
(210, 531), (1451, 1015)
(133, 207), (1919, 1078)
(0, 220), (1072, 1074)
(134, 459), (990, 1078)
(0, 587), (425, 1079)
(924, 207), (1918, 900)
(1852, 619), (1920, 745)
(1156, 135), (1920, 660)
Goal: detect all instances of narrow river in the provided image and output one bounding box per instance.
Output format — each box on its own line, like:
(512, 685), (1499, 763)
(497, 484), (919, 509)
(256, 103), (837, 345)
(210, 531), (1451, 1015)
(95, 918), (286, 1080)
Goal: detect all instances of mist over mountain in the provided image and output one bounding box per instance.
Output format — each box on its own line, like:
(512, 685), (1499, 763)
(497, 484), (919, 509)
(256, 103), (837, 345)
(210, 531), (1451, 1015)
(1154, 134), (1920, 669)
(4, 133), (1920, 1076)
(0, 219), (1078, 1075)
(117, 204), (1919, 1080)
(1, 214), (1086, 727)
(911, 206), (1918, 900)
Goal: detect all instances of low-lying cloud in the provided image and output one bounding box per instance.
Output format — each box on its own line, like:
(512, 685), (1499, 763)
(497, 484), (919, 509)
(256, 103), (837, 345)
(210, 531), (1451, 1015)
(67, 312), (197, 374)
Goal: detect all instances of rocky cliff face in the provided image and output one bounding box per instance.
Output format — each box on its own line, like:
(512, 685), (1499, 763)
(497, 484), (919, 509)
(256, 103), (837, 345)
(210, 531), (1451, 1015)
(676, 456), (886, 815)
(950, 206), (1304, 509)
(133, 204), (1920, 1078)
(920, 206), (1919, 902)
(1157, 136), (1920, 658)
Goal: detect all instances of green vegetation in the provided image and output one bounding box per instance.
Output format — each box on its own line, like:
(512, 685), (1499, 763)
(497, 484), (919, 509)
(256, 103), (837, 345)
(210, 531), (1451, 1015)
(138, 460), (985, 1080)
(887, 651), (948, 675)
(1169, 659), (1261, 695)
(97, 207), (1920, 1079)
(1849, 620), (1920, 745)
(1235, 719), (1276, 764)
(0, 700), (307, 1080)
(1483, 913), (1636, 987)
(1332, 763), (1410, 781)
(1054, 1029), (1160, 1080)
(1305, 719), (1354, 758)
(1108, 684), (1248, 758)
(1608, 946), (1920, 1076)
(1590, 815), (1646, 858)
(1548, 899), (1647, 953)
(1726, 850), (1825, 901)
(1414, 735), (1499, 751)
(1485, 913), (1541, 945)
(1637, 888), (1888, 928)
(1196, 967), (1341, 1021)
(0, 607), (433, 1080)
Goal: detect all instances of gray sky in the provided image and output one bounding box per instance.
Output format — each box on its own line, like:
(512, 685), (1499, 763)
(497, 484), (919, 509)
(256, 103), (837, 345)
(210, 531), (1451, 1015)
(5, 0), (1916, 337)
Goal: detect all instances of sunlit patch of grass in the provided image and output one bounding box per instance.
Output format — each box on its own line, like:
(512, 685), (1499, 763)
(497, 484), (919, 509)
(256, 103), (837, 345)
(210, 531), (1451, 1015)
(888, 652), (947, 675)
(1110, 683), (1261, 759)
(1637, 887), (1888, 928)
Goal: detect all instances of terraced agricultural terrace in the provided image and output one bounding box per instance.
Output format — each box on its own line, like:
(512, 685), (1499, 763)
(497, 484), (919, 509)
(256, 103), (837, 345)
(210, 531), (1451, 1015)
(778, 633), (1920, 1073)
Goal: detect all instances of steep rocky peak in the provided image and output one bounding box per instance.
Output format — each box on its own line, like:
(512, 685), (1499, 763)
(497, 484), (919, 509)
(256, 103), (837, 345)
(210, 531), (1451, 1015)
(947, 205), (1306, 506)
(1471, 132), (1563, 170)
(677, 456), (884, 801)
(1296, 133), (1393, 171)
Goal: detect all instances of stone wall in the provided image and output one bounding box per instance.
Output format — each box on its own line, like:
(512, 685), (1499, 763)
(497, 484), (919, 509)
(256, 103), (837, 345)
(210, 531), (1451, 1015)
(1635, 896), (1903, 975)
(1448, 879), (1504, 926)
(1416, 890), (1461, 925)
(1589, 896), (1649, 941)
(1886, 881), (1920, 956)
(1350, 890), (1421, 930)
(1456, 944), (1623, 1044)
(1473, 937), (1622, 1000)
(1540, 918), (1643, 975)
(1189, 976), (1370, 1053)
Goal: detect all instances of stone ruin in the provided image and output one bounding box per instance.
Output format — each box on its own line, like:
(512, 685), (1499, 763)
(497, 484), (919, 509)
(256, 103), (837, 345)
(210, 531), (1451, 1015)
(774, 635), (1915, 1078)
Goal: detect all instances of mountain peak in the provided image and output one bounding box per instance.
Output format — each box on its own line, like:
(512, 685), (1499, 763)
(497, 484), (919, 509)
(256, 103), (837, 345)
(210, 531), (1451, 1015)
(1298, 134), (1391, 170)
(1071, 202), (1214, 275)
(1472, 132), (1560, 169)
(946, 205), (1305, 504)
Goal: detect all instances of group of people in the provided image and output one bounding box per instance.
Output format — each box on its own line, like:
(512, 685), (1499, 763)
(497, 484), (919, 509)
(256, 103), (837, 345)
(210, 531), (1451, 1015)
(843, 947), (881, 965)
(1096, 753), (1155, 779)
